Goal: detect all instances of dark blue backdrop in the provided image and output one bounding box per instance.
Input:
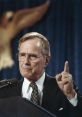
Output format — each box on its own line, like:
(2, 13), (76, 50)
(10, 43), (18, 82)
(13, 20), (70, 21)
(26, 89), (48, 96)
(0, 0), (82, 94)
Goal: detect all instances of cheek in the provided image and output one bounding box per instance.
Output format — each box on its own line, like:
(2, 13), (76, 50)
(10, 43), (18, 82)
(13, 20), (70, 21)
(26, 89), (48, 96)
(33, 61), (45, 71)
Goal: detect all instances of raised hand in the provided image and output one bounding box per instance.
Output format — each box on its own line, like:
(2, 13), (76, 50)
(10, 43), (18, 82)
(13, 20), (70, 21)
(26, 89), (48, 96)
(55, 61), (76, 99)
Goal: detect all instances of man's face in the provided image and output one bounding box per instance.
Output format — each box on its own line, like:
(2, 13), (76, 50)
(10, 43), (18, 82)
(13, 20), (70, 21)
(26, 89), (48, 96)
(18, 38), (47, 81)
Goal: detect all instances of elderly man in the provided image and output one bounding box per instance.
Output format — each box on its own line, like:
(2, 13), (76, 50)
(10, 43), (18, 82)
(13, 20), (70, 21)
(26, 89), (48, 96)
(0, 32), (82, 117)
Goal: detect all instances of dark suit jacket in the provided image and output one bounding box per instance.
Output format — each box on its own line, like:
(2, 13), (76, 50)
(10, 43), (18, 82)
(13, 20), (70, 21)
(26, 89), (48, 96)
(0, 75), (82, 117)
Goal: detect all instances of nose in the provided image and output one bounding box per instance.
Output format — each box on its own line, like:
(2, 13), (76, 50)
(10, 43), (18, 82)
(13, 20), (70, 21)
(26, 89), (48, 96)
(24, 54), (30, 63)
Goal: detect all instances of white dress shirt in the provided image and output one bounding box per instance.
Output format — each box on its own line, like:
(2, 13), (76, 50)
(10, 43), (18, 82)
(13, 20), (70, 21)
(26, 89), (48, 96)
(22, 72), (45, 105)
(22, 72), (77, 106)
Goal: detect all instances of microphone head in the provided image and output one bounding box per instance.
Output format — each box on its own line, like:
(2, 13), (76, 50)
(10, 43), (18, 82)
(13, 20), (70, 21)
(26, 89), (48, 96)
(0, 78), (19, 88)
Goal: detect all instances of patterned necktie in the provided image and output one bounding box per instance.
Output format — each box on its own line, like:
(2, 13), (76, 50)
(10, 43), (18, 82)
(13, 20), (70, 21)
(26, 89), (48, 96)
(30, 82), (40, 105)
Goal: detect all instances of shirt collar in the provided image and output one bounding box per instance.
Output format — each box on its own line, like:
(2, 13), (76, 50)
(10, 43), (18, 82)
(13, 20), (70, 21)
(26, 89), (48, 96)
(23, 72), (45, 92)
(36, 72), (45, 92)
(22, 77), (31, 94)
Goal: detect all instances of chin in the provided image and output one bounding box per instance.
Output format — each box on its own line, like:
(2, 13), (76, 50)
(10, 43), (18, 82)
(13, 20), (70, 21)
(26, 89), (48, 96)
(22, 72), (32, 79)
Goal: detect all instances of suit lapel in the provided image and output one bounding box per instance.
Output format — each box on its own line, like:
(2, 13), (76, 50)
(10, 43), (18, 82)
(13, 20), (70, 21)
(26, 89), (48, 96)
(17, 79), (23, 96)
(42, 75), (59, 107)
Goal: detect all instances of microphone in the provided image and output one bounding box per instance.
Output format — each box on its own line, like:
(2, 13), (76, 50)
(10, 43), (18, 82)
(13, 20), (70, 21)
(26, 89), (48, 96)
(0, 78), (19, 88)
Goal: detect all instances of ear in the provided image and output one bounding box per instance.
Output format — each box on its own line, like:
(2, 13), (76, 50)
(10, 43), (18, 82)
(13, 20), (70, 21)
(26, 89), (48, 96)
(44, 56), (50, 67)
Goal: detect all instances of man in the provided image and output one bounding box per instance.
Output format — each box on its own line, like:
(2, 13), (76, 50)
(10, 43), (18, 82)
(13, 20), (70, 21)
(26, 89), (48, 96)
(0, 32), (82, 117)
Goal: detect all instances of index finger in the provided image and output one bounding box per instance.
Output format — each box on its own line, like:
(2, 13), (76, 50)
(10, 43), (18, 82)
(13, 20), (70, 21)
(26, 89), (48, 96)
(64, 61), (69, 73)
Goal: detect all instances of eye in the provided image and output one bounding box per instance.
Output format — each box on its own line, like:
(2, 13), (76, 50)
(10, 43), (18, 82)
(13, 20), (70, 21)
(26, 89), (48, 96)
(29, 54), (37, 60)
(19, 53), (26, 57)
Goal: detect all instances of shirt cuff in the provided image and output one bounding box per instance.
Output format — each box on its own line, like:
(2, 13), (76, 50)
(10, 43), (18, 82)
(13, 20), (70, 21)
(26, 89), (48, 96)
(68, 93), (78, 106)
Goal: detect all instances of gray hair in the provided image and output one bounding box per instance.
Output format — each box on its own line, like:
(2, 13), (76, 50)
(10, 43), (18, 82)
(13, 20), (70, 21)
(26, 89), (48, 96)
(18, 32), (51, 57)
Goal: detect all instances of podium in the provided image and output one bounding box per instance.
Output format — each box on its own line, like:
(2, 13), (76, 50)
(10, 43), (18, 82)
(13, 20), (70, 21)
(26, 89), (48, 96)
(0, 96), (57, 117)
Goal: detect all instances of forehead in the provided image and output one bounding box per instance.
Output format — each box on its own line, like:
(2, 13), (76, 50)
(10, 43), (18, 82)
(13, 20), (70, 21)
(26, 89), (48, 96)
(19, 38), (42, 52)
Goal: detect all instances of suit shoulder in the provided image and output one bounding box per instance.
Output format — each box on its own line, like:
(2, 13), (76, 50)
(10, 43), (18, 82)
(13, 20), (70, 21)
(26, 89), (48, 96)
(45, 74), (58, 87)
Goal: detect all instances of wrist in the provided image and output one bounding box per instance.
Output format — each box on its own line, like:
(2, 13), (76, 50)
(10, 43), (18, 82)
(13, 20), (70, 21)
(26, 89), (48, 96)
(68, 93), (78, 106)
(66, 89), (76, 100)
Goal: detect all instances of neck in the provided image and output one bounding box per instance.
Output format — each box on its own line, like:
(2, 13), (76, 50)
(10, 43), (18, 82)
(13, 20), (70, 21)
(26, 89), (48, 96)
(26, 71), (45, 82)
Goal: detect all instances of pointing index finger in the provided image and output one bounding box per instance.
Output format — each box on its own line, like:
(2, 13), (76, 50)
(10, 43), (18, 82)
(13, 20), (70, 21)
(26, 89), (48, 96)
(64, 61), (69, 73)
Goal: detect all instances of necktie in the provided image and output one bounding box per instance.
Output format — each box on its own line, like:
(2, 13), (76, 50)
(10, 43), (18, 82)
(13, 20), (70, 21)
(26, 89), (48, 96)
(30, 82), (40, 105)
